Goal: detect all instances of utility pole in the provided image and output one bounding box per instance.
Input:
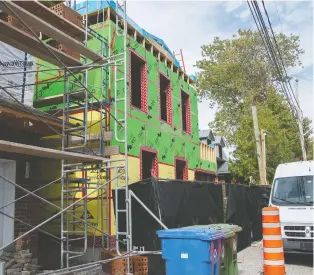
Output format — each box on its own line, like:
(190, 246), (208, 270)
(295, 79), (307, 161)
(260, 129), (271, 185)
(252, 106), (263, 185)
(260, 130), (266, 185)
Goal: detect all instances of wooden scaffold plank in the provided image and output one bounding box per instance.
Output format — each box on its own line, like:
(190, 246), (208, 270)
(0, 1), (105, 64)
(13, 0), (89, 41)
(0, 140), (106, 162)
(33, 90), (87, 108)
(0, 20), (82, 67)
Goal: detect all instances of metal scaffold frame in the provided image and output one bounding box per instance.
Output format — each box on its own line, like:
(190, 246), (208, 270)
(0, 0), (168, 272)
(0, 0), (129, 270)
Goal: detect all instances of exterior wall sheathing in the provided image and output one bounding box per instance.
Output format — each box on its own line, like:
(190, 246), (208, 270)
(34, 15), (217, 238)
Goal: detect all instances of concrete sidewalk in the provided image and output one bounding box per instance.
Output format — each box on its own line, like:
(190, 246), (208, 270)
(238, 241), (313, 275)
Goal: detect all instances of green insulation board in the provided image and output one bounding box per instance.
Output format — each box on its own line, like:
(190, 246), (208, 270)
(34, 19), (216, 173)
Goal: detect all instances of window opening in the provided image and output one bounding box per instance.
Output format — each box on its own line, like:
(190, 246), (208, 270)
(130, 51), (146, 110)
(181, 90), (190, 133)
(141, 150), (158, 180)
(175, 158), (188, 180)
(159, 73), (171, 124)
(195, 171), (215, 182)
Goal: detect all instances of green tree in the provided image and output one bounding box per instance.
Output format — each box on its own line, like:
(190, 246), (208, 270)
(196, 29), (312, 182)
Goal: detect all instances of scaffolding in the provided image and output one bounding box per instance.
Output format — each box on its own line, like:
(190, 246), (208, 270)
(0, 0), (172, 272)
(0, 0), (131, 270)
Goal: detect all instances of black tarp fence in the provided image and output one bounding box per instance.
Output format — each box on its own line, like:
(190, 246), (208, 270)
(113, 179), (224, 250)
(113, 179), (270, 274)
(113, 179), (223, 275)
(226, 183), (271, 250)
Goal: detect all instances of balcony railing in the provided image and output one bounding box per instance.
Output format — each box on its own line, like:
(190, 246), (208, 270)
(200, 142), (216, 164)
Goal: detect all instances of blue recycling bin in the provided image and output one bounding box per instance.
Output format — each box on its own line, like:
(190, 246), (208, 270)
(157, 228), (224, 275)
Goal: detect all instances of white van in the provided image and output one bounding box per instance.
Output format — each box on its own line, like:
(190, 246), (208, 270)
(269, 161), (314, 254)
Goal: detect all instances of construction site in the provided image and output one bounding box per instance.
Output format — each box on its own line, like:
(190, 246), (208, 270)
(0, 1), (312, 275)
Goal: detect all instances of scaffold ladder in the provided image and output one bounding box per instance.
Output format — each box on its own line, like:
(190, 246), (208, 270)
(113, 0), (130, 262)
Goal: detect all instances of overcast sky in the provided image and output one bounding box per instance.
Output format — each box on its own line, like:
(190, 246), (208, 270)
(125, 0), (313, 129)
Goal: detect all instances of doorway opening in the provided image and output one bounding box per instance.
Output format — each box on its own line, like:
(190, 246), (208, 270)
(175, 158), (188, 180)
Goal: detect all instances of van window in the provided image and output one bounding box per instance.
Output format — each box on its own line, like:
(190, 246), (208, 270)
(271, 176), (313, 206)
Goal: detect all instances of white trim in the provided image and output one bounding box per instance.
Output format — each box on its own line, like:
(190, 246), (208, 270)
(0, 159), (16, 248)
(264, 260), (285, 266)
(263, 235), (283, 240)
(262, 210), (279, 216)
(263, 223), (280, 228)
(264, 247), (284, 253)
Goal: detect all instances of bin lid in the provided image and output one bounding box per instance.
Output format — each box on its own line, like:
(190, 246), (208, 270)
(157, 228), (224, 241)
(183, 224), (242, 238)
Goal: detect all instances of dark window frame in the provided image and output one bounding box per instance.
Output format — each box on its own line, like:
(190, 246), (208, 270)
(180, 90), (191, 134)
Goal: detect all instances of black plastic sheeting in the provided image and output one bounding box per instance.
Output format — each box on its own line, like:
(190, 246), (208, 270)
(226, 184), (271, 250)
(114, 180), (224, 249)
(113, 180), (270, 273)
(113, 179), (223, 275)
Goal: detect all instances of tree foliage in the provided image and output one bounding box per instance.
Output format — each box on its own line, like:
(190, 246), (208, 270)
(196, 29), (312, 182)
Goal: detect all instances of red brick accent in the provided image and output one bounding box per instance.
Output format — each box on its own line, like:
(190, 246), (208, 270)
(181, 90), (191, 134)
(167, 84), (173, 125)
(186, 94), (191, 134)
(158, 72), (172, 126)
(141, 61), (148, 113)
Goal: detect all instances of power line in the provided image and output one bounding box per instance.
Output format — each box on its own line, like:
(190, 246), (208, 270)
(247, 0), (295, 113)
(261, 0), (302, 114)
(273, 1), (283, 33)
(247, 0), (307, 160)
(247, 0), (300, 117)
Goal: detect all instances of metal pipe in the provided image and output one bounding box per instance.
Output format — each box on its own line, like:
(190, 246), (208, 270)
(113, 2), (129, 269)
(42, 250), (135, 275)
(0, 172), (124, 252)
(0, 79), (76, 90)
(60, 68), (67, 269)
(122, 3), (131, 272)
(83, 168), (88, 258)
(2, 1), (124, 132)
(0, 177), (62, 211)
(129, 191), (168, 230)
(0, 55), (123, 76)
(42, 250), (161, 275)
(43, 250), (161, 275)
(128, 189), (132, 251)
(114, 167), (120, 255)
(113, 63), (123, 142)
(63, 165), (126, 173)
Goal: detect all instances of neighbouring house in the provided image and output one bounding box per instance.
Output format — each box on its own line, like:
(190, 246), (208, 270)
(197, 129), (217, 181)
(214, 136), (232, 183)
(199, 129), (215, 146)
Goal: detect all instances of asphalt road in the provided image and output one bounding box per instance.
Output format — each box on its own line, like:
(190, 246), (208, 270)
(238, 241), (313, 275)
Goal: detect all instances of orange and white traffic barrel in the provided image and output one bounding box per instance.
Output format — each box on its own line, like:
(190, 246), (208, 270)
(262, 207), (285, 275)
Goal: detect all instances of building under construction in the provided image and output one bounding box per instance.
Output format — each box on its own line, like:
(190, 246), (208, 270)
(0, 0), (217, 273)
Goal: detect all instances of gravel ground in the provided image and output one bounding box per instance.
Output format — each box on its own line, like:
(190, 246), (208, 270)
(238, 241), (313, 275)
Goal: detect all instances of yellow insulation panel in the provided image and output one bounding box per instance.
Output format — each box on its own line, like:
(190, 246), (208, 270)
(36, 152), (196, 236)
